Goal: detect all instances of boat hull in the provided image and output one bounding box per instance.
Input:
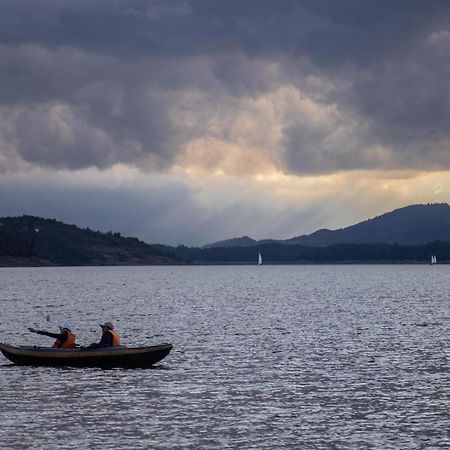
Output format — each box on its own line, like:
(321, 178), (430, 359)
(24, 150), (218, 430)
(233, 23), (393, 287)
(0, 342), (173, 368)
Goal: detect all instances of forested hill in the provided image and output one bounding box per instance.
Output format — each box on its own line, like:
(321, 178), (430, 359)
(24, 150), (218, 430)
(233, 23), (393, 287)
(176, 241), (450, 264)
(0, 216), (185, 266)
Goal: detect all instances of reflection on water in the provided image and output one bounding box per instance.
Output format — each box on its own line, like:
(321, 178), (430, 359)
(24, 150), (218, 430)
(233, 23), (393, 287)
(0, 265), (449, 449)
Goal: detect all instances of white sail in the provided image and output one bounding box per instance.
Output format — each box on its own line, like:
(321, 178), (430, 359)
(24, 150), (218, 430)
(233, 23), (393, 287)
(431, 255), (437, 264)
(258, 253), (262, 265)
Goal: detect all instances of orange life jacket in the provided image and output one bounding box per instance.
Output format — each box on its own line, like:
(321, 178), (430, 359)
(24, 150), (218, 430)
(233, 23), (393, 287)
(52, 331), (77, 349)
(108, 329), (121, 347)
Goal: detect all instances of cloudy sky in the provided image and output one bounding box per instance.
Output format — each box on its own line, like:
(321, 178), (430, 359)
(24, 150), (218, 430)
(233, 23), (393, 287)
(1, 0), (450, 245)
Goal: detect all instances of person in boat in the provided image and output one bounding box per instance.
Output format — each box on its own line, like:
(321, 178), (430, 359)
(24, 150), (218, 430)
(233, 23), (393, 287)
(28, 323), (77, 349)
(84, 322), (121, 349)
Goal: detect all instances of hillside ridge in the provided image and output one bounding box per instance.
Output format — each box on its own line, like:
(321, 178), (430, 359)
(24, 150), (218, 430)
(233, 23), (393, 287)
(204, 203), (450, 248)
(0, 215), (185, 266)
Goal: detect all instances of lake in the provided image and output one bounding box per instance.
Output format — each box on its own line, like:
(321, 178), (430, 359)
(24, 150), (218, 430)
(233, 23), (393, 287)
(0, 265), (449, 449)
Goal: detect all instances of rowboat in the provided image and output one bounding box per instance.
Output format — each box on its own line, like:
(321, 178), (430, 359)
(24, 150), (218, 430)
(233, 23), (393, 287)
(0, 342), (173, 368)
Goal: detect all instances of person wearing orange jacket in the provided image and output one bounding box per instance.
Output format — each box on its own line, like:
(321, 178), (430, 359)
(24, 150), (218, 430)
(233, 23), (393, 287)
(85, 322), (121, 349)
(28, 323), (77, 348)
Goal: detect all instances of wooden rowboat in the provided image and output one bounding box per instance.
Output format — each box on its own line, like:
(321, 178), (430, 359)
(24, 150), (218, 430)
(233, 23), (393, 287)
(0, 342), (173, 368)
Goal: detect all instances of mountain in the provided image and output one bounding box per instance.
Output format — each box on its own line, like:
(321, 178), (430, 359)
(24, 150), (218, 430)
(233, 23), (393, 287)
(204, 203), (450, 248)
(286, 203), (450, 246)
(0, 216), (185, 266)
(202, 235), (257, 248)
(202, 236), (278, 248)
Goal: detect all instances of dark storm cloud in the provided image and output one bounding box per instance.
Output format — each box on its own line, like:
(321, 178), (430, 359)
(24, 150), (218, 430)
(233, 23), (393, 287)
(0, 0), (450, 173)
(0, 1), (444, 60)
(0, 45), (192, 170)
(0, 0), (335, 57)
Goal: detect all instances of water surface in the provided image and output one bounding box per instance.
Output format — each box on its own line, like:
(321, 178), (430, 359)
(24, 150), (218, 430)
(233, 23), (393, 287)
(0, 265), (449, 449)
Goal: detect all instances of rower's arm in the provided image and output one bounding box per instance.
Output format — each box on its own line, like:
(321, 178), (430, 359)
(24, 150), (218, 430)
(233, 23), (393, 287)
(33, 329), (61, 339)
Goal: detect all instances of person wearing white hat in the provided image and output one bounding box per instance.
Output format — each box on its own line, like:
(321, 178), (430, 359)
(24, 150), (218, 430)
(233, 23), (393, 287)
(28, 323), (77, 349)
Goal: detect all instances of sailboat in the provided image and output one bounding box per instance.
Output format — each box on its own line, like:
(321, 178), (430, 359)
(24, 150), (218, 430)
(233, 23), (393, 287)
(431, 254), (437, 265)
(258, 253), (262, 265)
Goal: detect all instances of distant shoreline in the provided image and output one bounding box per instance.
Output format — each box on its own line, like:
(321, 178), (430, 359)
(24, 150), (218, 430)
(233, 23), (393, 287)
(0, 257), (188, 267)
(0, 258), (444, 267)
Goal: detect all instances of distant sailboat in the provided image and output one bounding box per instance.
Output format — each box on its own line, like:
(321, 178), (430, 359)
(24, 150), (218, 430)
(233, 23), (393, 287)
(431, 254), (437, 265)
(258, 253), (262, 265)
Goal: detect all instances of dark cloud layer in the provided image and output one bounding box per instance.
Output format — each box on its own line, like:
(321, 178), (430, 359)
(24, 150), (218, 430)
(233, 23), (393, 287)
(0, 0), (450, 174)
